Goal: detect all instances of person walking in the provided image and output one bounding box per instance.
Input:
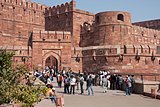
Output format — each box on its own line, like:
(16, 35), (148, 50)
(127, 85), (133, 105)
(80, 74), (84, 94)
(76, 74), (80, 90)
(102, 75), (108, 93)
(87, 75), (94, 96)
(58, 74), (63, 88)
(125, 76), (132, 96)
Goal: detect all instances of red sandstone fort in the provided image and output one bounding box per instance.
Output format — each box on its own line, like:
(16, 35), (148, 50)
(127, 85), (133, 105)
(0, 0), (160, 79)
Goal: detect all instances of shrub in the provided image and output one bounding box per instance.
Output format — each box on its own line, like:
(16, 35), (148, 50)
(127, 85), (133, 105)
(0, 50), (46, 106)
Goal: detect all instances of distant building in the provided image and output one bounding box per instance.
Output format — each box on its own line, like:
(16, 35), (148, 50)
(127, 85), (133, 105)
(0, 0), (160, 80)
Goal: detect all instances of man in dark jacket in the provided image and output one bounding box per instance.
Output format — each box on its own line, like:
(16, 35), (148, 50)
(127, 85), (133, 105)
(87, 75), (94, 96)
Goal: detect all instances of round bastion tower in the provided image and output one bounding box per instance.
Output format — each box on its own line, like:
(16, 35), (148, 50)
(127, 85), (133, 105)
(94, 11), (132, 45)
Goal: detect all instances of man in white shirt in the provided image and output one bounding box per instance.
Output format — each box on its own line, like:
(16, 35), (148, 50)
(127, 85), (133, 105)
(70, 75), (76, 94)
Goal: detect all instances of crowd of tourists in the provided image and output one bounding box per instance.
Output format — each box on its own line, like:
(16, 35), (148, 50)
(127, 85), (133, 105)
(33, 66), (136, 106)
(33, 66), (135, 96)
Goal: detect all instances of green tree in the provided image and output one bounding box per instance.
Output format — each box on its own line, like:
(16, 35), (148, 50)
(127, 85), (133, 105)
(0, 50), (47, 106)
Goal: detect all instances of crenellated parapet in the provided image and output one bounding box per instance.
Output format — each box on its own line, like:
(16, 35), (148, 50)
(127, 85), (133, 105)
(45, 0), (76, 17)
(132, 25), (160, 38)
(131, 25), (160, 46)
(0, 0), (47, 12)
(133, 19), (160, 30)
(32, 30), (71, 42)
(80, 12), (160, 47)
(0, 0), (47, 38)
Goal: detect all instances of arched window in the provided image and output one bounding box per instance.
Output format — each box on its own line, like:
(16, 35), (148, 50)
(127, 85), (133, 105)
(96, 16), (100, 24)
(117, 14), (124, 21)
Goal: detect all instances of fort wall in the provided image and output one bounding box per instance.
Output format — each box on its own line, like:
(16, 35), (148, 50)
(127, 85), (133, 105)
(0, 0), (47, 68)
(45, 0), (76, 31)
(45, 0), (94, 47)
(0, 0), (160, 79)
(133, 19), (160, 30)
(32, 31), (72, 70)
(80, 11), (160, 76)
(0, 0), (46, 38)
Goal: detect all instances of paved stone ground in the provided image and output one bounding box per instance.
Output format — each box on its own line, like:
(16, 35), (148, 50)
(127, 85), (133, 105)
(35, 80), (160, 107)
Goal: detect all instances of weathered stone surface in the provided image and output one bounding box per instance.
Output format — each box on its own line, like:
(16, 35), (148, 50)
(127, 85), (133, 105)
(0, 0), (160, 80)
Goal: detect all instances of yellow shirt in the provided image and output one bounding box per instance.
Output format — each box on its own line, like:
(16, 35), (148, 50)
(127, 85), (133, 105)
(46, 88), (56, 97)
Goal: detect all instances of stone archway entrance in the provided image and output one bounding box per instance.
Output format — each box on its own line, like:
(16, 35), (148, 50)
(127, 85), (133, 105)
(45, 55), (58, 71)
(43, 51), (60, 72)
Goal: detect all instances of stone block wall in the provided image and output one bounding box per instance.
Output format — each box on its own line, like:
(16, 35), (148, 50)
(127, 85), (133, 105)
(72, 9), (94, 47)
(45, 1), (75, 32)
(32, 31), (72, 70)
(0, 0), (160, 79)
(133, 19), (160, 30)
(80, 11), (160, 77)
(0, 0), (46, 39)
(0, 0), (47, 68)
(45, 0), (94, 47)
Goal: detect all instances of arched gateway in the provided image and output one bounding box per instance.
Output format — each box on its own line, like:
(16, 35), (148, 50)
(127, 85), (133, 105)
(45, 56), (58, 71)
(43, 51), (60, 71)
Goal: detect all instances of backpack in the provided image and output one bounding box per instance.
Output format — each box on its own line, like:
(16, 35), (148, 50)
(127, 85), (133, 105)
(59, 75), (63, 82)
(64, 78), (68, 84)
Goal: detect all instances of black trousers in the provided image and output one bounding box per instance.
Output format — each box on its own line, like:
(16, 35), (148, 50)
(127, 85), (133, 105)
(64, 84), (69, 94)
(80, 83), (84, 94)
(70, 85), (75, 94)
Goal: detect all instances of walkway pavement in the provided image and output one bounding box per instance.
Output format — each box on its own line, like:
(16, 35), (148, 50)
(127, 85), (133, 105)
(35, 81), (160, 107)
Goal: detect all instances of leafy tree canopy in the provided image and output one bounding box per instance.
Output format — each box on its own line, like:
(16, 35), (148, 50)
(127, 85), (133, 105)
(0, 50), (47, 106)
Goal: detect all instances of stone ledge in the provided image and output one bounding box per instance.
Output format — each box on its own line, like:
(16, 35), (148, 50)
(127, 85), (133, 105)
(143, 92), (160, 100)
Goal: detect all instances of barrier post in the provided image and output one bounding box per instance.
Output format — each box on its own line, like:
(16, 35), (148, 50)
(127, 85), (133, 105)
(56, 95), (64, 107)
(151, 87), (157, 99)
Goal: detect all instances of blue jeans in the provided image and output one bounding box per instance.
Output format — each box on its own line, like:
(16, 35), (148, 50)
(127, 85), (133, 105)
(126, 86), (131, 95)
(87, 85), (94, 95)
(50, 96), (56, 104)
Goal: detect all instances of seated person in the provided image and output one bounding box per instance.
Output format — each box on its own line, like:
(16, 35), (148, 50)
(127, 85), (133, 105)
(47, 88), (56, 104)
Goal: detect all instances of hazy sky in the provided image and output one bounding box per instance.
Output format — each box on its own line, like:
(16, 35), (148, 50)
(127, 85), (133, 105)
(31, 0), (160, 22)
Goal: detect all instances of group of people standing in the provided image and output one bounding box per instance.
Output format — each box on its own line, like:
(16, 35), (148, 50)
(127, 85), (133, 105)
(33, 67), (137, 107)
(57, 72), (94, 96)
(34, 67), (135, 97)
